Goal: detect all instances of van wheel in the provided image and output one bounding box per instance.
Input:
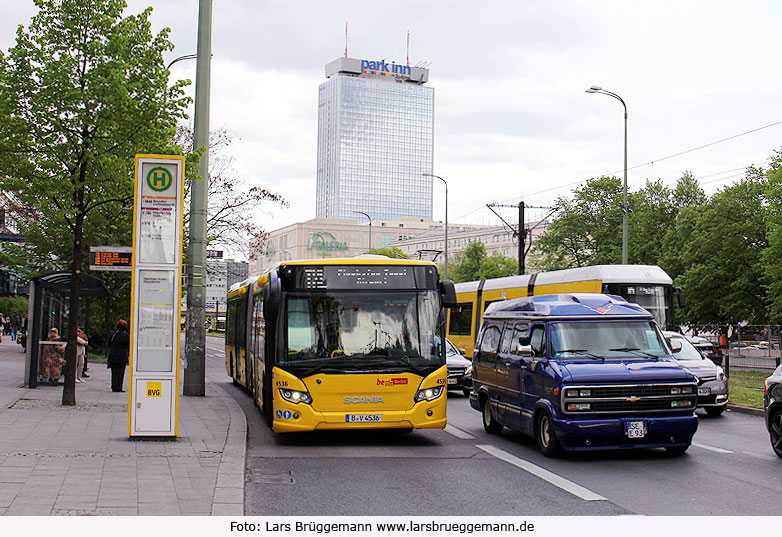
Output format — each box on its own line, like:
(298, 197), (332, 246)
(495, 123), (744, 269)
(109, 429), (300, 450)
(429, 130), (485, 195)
(482, 398), (503, 434)
(536, 411), (563, 457)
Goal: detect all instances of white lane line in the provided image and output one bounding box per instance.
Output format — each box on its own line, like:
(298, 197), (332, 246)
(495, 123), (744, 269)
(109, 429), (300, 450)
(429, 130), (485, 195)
(692, 441), (733, 454)
(444, 424), (476, 439)
(741, 450), (779, 461)
(477, 444), (606, 501)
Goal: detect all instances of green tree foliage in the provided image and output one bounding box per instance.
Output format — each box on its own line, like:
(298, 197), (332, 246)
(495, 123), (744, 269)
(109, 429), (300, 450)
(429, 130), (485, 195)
(673, 169), (769, 325)
(369, 247), (409, 259)
(449, 241), (517, 283)
(0, 296), (29, 318)
(0, 0), (189, 405)
(531, 177), (623, 270)
(764, 151), (782, 322)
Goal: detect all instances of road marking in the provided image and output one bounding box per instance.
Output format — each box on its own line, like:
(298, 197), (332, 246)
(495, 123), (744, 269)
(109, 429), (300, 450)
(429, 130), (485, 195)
(741, 450), (779, 461)
(476, 444), (606, 501)
(444, 424), (475, 439)
(692, 441), (733, 454)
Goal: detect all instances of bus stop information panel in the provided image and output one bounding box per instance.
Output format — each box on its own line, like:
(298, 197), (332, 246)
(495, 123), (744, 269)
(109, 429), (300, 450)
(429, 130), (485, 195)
(128, 155), (185, 437)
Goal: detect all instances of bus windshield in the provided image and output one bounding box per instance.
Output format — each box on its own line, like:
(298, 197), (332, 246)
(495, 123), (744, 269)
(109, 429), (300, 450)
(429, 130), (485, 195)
(280, 290), (442, 375)
(550, 320), (670, 359)
(622, 285), (667, 328)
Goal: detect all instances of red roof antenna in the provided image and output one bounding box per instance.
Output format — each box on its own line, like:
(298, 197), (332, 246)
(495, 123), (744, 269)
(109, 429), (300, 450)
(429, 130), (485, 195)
(345, 21), (348, 58)
(406, 30), (410, 66)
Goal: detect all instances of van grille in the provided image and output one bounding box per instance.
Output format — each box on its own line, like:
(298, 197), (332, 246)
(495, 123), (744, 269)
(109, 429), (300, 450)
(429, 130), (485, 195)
(562, 383), (697, 414)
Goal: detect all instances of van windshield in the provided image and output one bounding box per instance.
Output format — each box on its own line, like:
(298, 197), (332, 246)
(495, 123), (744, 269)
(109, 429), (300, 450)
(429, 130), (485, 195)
(550, 320), (669, 358)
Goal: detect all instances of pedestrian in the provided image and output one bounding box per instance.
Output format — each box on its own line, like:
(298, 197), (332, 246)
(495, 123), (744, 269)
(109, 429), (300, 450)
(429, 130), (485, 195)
(10, 313), (19, 342)
(75, 328), (88, 383)
(42, 327), (65, 384)
(107, 320), (130, 392)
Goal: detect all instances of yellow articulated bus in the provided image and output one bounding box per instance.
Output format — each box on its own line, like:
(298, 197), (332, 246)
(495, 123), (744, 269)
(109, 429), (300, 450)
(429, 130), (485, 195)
(226, 256), (457, 432)
(448, 264), (683, 358)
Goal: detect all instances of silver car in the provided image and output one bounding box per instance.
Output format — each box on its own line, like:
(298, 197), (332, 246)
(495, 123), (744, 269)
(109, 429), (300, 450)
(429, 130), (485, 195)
(664, 331), (729, 416)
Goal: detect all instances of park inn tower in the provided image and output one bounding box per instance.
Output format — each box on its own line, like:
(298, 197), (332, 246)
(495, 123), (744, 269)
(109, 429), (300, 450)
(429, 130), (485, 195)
(315, 57), (434, 221)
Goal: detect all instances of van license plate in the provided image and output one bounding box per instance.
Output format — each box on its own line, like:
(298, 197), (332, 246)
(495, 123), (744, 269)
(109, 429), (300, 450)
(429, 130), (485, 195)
(346, 414), (382, 423)
(627, 421), (645, 438)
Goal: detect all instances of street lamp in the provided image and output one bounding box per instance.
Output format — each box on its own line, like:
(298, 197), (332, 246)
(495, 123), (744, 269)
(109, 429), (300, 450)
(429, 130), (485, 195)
(166, 53), (198, 71)
(354, 211), (371, 253)
(422, 173), (448, 279)
(586, 85), (628, 264)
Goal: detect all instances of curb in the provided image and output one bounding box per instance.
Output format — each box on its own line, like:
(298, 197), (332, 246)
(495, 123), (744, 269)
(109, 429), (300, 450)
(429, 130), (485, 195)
(208, 379), (247, 516)
(727, 403), (764, 417)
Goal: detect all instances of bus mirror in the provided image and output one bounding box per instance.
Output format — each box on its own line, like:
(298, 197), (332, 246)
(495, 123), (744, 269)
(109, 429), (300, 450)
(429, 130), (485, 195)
(675, 287), (686, 308)
(440, 280), (457, 308)
(263, 271), (282, 320)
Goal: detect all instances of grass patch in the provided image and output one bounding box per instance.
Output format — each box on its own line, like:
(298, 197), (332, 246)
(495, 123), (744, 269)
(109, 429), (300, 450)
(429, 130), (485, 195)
(727, 369), (768, 409)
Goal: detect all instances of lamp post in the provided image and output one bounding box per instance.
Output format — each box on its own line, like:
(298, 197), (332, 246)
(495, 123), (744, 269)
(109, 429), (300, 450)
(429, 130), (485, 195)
(586, 86), (628, 264)
(422, 173), (448, 279)
(166, 53), (198, 71)
(354, 211), (371, 253)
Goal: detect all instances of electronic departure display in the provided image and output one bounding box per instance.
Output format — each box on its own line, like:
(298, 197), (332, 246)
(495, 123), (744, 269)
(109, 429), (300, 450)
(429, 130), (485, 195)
(89, 248), (133, 271)
(283, 264), (438, 291)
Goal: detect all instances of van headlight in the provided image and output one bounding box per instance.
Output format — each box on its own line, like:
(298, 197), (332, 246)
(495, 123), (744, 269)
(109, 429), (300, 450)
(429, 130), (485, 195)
(414, 386), (444, 403)
(279, 389), (312, 405)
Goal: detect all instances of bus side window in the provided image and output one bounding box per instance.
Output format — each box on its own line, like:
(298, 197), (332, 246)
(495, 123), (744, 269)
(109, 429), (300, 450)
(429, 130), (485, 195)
(448, 303), (473, 336)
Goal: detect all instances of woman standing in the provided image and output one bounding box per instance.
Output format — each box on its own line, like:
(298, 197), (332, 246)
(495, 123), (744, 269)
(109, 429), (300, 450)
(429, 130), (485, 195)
(107, 320), (130, 392)
(75, 329), (88, 383)
(42, 327), (65, 383)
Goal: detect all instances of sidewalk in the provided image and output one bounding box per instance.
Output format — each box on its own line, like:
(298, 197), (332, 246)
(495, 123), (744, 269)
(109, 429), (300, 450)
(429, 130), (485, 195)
(0, 336), (246, 516)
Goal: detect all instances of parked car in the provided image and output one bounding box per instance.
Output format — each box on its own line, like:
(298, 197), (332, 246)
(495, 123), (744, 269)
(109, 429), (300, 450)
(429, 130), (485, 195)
(664, 331), (729, 416)
(686, 335), (723, 365)
(443, 338), (472, 396)
(470, 294), (698, 457)
(764, 364), (782, 458)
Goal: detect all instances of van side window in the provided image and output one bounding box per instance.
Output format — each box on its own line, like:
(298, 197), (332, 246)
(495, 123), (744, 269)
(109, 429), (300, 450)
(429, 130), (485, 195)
(499, 325), (514, 354)
(529, 325), (545, 357)
(479, 325), (502, 355)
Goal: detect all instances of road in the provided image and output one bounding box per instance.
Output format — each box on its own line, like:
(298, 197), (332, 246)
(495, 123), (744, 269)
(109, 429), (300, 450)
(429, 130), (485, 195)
(203, 336), (779, 516)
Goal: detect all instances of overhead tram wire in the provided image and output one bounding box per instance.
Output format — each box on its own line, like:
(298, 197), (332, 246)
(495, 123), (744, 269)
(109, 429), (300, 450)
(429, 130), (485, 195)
(485, 118), (782, 208)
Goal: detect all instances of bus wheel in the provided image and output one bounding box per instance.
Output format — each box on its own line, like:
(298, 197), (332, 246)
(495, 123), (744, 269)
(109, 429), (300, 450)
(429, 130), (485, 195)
(482, 397), (503, 434)
(536, 410), (563, 458)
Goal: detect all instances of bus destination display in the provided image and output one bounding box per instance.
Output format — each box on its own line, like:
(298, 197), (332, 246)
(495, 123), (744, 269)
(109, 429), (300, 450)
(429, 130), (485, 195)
(296, 266), (416, 290)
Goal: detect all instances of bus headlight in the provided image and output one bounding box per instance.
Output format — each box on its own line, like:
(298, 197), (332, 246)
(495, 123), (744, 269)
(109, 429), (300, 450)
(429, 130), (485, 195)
(414, 386), (444, 403)
(279, 389), (312, 405)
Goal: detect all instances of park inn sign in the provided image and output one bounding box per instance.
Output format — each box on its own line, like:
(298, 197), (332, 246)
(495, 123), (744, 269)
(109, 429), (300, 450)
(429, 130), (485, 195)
(308, 231), (348, 253)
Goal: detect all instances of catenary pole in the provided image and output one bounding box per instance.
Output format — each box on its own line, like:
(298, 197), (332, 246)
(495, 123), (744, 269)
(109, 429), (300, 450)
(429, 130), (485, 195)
(184, 0), (213, 396)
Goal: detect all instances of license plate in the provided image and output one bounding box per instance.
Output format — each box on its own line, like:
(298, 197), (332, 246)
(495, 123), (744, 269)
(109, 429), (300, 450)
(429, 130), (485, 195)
(447, 378), (457, 385)
(627, 421), (646, 438)
(698, 387), (710, 396)
(346, 414), (383, 423)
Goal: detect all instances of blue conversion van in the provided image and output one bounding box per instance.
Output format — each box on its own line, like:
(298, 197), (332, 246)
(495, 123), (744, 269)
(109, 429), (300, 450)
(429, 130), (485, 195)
(469, 293), (699, 457)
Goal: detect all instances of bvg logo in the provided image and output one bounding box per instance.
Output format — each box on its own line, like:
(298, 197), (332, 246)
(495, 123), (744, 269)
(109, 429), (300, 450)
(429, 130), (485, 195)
(146, 166), (173, 192)
(146, 382), (162, 397)
(376, 378), (408, 387)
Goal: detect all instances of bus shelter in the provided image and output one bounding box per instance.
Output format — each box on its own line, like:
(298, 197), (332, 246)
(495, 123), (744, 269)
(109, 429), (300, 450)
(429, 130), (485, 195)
(24, 271), (108, 388)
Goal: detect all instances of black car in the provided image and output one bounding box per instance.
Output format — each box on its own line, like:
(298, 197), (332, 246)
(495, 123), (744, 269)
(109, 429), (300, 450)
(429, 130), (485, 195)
(444, 338), (472, 396)
(764, 364), (782, 458)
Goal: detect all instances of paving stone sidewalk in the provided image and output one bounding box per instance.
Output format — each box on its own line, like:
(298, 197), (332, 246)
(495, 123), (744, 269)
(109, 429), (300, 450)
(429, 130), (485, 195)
(0, 336), (246, 515)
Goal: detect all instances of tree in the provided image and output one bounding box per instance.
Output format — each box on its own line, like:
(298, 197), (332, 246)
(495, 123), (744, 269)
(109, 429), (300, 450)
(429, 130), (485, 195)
(762, 150), (782, 322)
(449, 241), (517, 283)
(674, 168), (769, 325)
(369, 247), (408, 259)
(0, 0), (189, 405)
(175, 126), (287, 259)
(531, 176), (624, 270)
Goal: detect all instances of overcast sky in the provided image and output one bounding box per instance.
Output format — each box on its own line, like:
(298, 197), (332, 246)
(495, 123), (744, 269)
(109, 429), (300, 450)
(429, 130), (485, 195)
(3, 0), (781, 249)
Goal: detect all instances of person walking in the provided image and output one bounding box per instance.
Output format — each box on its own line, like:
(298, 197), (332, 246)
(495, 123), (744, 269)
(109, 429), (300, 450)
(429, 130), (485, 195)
(107, 320), (130, 392)
(10, 313), (19, 342)
(75, 328), (88, 383)
(42, 327), (65, 384)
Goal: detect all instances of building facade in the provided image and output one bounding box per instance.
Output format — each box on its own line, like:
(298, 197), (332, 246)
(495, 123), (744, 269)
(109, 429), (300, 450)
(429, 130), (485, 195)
(315, 57), (434, 222)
